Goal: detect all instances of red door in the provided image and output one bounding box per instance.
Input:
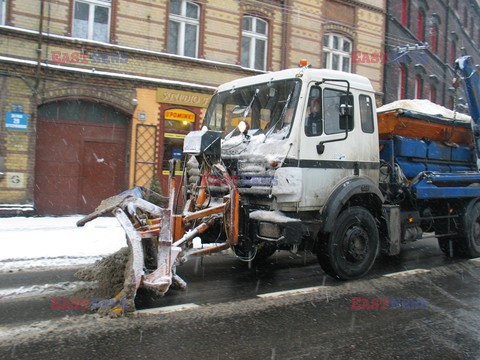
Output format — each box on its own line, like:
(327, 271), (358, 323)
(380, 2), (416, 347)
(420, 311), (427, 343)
(35, 100), (129, 215)
(80, 141), (126, 214)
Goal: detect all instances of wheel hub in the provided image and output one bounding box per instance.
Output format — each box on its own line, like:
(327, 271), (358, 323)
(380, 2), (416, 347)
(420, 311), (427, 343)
(343, 226), (369, 262)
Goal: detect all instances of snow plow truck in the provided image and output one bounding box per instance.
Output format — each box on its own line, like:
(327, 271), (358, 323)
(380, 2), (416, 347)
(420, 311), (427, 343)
(78, 56), (480, 313)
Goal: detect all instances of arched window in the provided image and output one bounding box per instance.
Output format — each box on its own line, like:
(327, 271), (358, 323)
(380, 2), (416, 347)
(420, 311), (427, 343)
(398, 65), (407, 99)
(417, 9), (425, 41)
(430, 85), (437, 103)
(322, 34), (352, 72)
(401, 0), (409, 26)
(450, 39), (456, 67)
(415, 76), (423, 99)
(431, 25), (438, 54)
(167, 0), (200, 58)
(241, 16), (268, 70)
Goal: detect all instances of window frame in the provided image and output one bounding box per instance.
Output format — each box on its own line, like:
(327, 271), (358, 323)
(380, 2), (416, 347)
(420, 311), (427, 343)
(450, 39), (456, 67)
(417, 8), (425, 42)
(304, 85), (323, 137)
(398, 65), (407, 100)
(323, 87), (354, 135)
(0, 0), (5, 26)
(241, 15), (269, 71)
(431, 24), (438, 54)
(401, 0), (409, 26)
(322, 33), (352, 73)
(359, 94), (374, 134)
(167, 0), (200, 58)
(415, 76), (423, 99)
(429, 85), (437, 103)
(72, 0), (112, 43)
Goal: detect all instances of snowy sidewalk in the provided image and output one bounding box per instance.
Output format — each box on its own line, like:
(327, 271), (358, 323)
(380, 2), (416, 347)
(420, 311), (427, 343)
(0, 216), (126, 272)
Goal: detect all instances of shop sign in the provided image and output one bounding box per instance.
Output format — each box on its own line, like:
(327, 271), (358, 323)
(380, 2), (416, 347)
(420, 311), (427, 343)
(157, 88), (211, 108)
(164, 109), (195, 123)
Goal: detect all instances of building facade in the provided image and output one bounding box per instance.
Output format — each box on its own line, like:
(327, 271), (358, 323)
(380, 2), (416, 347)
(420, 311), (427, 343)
(384, 0), (480, 108)
(0, 0), (386, 215)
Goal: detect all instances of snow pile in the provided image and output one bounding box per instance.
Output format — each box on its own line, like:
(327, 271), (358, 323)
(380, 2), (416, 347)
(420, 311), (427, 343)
(0, 281), (95, 301)
(0, 216), (126, 271)
(222, 131), (289, 164)
(74, 247), (129, 300)
(377, 99), (471, 122)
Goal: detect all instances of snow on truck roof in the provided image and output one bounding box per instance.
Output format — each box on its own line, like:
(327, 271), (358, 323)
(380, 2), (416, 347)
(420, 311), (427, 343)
(377, 99), (472, 123)
(216, 68), (375, 93)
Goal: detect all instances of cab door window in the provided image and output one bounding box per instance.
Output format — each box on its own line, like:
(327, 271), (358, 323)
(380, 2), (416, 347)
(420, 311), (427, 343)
(323, 88), (354, 135)
(305, 86), (322, 137)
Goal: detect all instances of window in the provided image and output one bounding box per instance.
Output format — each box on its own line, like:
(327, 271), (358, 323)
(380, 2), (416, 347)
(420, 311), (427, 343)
(168, 0), (199, 57)
(430, 85), (437, 103)
(305, 87), (322, 137)
(203, 79), (301, 136)
(72, 0), (111, 42)
(323, 88), (354, 135)
(0, 0), (5, 25)
(241, 16), (268, 70)
(431, 25), (438, 54)
(359, 95), (374, 134)
(415, 76), (423, 99)
(417, 9), (425, 41)
(450, 40), (456, 67)
(323, 34), (352, 72)
(401, 0), (408, 26)
(398, 65), (407, 99)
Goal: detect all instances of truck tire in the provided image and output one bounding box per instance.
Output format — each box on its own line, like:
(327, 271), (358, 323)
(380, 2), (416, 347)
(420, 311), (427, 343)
(457, 202), (480, 258)
(317, 206), (379, 280)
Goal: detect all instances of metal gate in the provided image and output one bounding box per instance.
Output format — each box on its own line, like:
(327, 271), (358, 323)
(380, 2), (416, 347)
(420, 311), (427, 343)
(134, 124), (158, 187)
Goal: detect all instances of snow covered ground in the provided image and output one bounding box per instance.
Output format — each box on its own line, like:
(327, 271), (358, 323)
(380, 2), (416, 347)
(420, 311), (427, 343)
(0, 216), (126, 272)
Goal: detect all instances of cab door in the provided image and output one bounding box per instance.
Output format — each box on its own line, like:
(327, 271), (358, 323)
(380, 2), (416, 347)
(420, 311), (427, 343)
(298, 83), (361, 210)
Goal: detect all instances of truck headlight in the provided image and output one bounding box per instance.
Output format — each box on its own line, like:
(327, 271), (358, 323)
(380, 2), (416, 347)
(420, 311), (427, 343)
(258, 222), (281, 238)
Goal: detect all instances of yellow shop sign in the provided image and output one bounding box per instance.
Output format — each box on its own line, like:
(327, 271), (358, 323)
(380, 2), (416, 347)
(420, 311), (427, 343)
(164, 109), (195, 123)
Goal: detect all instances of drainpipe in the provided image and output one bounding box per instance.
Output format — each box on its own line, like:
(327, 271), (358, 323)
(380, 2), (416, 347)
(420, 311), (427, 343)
(442, 0), (450, 106)
(281, 0), (289, 69)
(382, 0), (390, 104)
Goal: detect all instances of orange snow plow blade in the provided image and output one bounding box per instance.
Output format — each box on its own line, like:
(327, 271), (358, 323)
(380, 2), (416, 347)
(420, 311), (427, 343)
(77, 184), (240, 313)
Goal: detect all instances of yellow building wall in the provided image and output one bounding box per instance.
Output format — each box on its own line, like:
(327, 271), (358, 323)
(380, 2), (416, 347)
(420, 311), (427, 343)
(129, 88), (160, 188)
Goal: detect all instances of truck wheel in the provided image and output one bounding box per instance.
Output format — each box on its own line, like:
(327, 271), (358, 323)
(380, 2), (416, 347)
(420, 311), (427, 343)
(318, 206), (379, 280)
(458, 202), (480, 258)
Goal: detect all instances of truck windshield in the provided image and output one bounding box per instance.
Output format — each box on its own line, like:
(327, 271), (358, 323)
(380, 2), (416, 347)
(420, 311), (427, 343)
(202, 78), (301, 137)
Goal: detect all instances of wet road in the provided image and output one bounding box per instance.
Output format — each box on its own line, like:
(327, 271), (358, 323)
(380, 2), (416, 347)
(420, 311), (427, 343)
(1, 238), (480, 359)
(0, 236), (459, 324)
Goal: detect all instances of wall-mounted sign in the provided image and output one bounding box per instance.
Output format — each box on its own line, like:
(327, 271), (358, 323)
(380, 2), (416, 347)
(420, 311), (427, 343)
(6, 172), (25, 188)
(157, 88), (211, 108)
(172, 148), (183, 159)
(11, 105), (24, 113)
(164, 109), (195, 123)
(138, 112), (146, 121)
(5, 112), (28, 130)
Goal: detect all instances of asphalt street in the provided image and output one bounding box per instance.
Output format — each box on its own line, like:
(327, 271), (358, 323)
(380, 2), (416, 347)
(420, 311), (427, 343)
(0, 238), (479, 359)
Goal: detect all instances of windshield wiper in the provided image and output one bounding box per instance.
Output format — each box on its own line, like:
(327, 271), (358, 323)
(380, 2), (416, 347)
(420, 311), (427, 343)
(264, 85), (295, 141)
(224, 88), (259, 140)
